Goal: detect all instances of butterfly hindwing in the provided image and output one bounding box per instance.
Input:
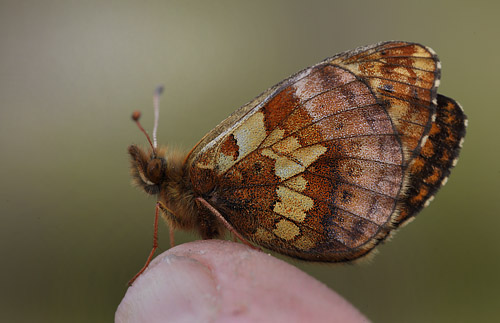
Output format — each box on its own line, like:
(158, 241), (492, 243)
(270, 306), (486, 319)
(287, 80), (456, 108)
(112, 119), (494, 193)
(394, 95), (467, 226)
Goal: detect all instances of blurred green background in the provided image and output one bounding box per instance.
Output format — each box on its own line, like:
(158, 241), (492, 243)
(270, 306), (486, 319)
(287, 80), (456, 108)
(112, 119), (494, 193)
(1, 0), (498, 322)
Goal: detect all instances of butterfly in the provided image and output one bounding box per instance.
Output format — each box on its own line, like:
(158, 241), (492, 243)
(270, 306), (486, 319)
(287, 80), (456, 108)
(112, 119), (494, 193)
(128, 41), (467, 284)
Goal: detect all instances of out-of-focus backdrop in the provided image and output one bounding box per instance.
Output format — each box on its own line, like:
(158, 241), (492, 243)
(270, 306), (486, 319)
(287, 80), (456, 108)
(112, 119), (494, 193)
(1, 1), (498, 322)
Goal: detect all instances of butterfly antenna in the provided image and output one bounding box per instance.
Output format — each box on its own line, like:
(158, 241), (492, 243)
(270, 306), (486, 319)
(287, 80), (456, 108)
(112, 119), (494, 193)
(152, 85), (164, 149)
(131, 85), (164, 154)
(131, 110), (155, 153)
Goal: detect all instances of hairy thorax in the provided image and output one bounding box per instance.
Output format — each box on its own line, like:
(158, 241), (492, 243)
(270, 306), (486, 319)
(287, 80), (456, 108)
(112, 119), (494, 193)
(129, 145), (225, 239)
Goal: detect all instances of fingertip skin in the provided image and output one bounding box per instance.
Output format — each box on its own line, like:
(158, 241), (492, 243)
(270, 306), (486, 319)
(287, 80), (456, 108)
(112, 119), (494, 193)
(116, 240), (369, 323)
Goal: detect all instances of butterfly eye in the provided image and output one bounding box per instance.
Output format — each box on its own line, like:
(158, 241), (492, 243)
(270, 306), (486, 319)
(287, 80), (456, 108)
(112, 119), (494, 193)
(146, 159), (165, 184)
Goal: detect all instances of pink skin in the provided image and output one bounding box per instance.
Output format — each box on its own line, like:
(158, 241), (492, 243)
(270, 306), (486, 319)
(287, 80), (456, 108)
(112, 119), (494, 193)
(116, 240), (369, 322)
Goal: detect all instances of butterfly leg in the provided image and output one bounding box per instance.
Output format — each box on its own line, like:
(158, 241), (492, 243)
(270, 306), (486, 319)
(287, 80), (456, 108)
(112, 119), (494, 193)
(128, 201), (162, 286)
(155, 201), (177, 247)
(195, 197), (262, 252)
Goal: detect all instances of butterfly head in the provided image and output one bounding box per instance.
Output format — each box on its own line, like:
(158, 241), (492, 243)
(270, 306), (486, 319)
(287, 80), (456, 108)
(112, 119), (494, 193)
(128, 145), (167, 195)
(129, 87), (167, 195)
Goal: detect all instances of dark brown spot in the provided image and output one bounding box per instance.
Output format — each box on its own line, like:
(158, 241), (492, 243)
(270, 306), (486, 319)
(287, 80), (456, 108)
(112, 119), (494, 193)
(346, 162), (363, 178)
(253, 162), (263, 173)
(220, 134), (239, 161)
(334, 122), (344, 131)
(382, 84), (394, 93)
(412, 88), (419, 100)
(341, 190), (353, 203)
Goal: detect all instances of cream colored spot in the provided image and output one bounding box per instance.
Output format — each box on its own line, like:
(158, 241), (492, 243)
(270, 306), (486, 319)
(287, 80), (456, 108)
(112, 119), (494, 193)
(294, 235), (316, 250)
(195, 162), (214, 170)
(261, 147), (278, 159)
(423, 195), (435, 207)
(420, 134), (429, 148)
(261, 148), (304, 180)
(261, 128), (285, 147)
(272, 136), (301, 154)
(346, 64), (361, 76)
(284, 175), (308, 192)
(422, 45), (436, 57)
(217, 111), (267, 173)
(273, 186), (313, 222)
(233, 112), (267, 158)
(261, 144), (327, 180)
(217, 153), (236, 173)
(274, 202), (306, 223)
(414, 59), (436, 72)
(275, 157), (305, 180)
(399, 216), (416, 228)
(291, 144), (327, 168)
(273, 219), (300, 240)
(254, 227), (274, 243)
(394, 67), (411, 78)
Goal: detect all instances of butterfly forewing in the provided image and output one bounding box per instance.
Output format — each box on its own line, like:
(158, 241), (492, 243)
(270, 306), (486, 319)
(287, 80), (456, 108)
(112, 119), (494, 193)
(331, 41), (441, 164)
